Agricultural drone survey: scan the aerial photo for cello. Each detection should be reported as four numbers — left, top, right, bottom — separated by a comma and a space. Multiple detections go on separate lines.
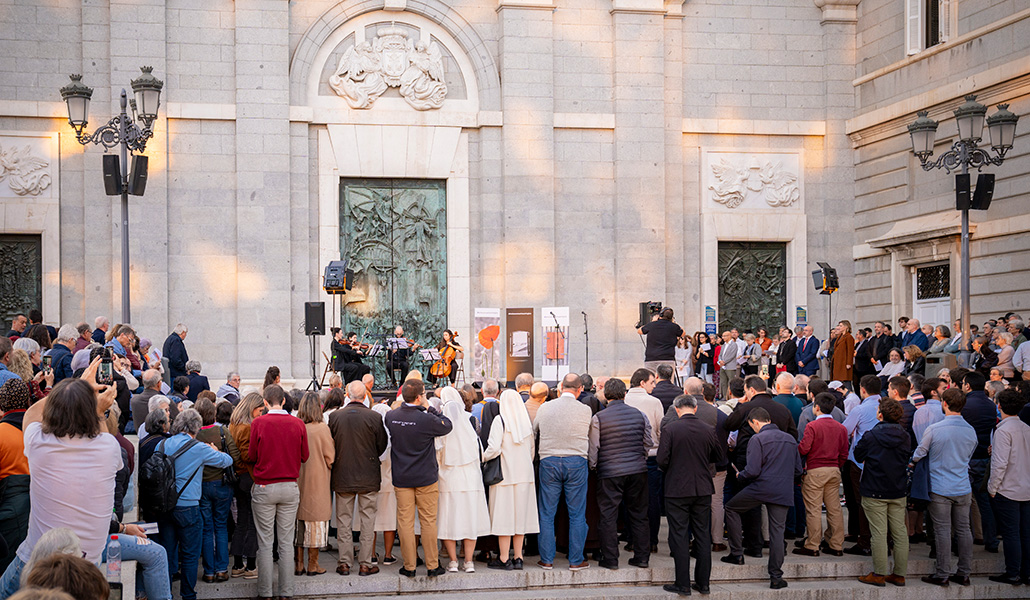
430, 331, 460, 379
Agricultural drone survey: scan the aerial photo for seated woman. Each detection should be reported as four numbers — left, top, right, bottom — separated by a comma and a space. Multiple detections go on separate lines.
900, 345, 926, 377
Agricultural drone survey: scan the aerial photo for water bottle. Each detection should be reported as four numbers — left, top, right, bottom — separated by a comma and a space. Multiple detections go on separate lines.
107, 534, 121, 582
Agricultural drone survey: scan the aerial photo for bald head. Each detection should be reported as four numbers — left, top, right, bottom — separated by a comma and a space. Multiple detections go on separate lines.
775, 372, 795, 394
560, 373, 583, 395
793, 374, 809, 395
683, 377, 703, 396
530, 382, 550, 400
362, 373, 374, 390
346, 380, 367, 403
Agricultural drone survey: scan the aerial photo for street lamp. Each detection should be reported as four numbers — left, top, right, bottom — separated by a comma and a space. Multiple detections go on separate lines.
907, 95, 1018, 353
60, 67, 163, 324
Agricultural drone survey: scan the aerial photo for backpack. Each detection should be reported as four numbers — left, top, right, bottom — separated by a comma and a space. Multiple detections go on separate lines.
138, 438, 200, 514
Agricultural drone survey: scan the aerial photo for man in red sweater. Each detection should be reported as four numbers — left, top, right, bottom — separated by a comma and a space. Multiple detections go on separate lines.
794, 392, 849, 557
249, 384, 308, 600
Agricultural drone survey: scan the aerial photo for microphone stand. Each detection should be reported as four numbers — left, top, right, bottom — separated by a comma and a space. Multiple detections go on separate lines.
582, 311, 589, 374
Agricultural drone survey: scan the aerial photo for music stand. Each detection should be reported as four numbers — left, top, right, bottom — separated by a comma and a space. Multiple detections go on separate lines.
366, 343, 384, 358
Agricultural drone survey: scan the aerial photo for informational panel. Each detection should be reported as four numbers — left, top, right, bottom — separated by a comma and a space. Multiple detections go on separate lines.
473, 308, 501, 382
795, 306, 808, 326
541, 307, 569, 382
505, 308, 534, 385
704, 305, 718, 336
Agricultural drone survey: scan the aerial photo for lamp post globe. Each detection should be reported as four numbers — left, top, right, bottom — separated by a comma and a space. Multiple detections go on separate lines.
986, 103, 1019, 154
906, 110, 938, 160
60, 74, 94, 136
130, 66, 164, 128
952, 94, 988, 144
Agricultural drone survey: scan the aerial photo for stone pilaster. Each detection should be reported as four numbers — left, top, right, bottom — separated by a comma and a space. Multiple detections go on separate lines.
234, 0, 292, 376
664, 3, 687, 332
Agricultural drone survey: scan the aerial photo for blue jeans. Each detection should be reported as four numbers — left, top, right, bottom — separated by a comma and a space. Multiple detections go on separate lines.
0, 556, 25, 600
994, 493, 1030, 579
104, 534, 172, 600
169, 506, 202, 600
200, 480, 234, 575
968, 458, 997, 550
537, 456, 588, 566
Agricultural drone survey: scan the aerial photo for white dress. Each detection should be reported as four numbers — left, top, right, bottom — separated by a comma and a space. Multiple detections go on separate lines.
483, 423, 540, 536
436, 446, 491, 540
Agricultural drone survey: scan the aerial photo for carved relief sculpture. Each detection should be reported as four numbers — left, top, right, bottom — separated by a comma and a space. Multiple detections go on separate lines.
0, 142, 51, 196
329, 25, 447, 111
709, 157, 799, 209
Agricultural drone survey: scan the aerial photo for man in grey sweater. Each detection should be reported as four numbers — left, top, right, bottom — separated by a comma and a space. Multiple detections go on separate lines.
717, 331, 740, 401
534, 373, 594, 571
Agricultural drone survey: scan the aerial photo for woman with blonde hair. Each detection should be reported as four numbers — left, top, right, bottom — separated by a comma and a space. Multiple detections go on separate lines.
900, 345, 926, 377
483, 389, 539, 570
228, 392, 266, 578
8, 349, 51, 401
995, 332, 1016, 378
436, 387, 491, 572
293, 392, 334, 576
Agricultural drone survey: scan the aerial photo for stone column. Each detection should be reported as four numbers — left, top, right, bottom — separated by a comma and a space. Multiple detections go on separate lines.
664, 2, 687, 330
234, 0, 292, 377
612, 0, 667, 371
498, 1, 556, 321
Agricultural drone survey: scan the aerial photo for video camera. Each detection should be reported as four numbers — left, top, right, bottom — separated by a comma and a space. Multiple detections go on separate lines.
637, 301, 663, 329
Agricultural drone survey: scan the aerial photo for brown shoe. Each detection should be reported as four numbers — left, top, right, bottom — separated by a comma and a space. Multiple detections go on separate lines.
307, 548, 326, 575
294, 547, 305, 576
712, 543, 727, 552
202, 575, 216, 583
885, 574, 906, 586
336, 564, 350, 576
359, 565, 379, 576
858, 572, 885, 587
215, 572, 229, 582
792, 548, 819, 557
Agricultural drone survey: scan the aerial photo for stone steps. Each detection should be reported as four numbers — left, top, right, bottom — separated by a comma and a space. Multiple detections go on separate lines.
192, 543, 1012, 599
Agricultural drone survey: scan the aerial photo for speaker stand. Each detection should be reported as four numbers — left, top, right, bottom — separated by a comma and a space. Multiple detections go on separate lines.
306, 334, 322, 391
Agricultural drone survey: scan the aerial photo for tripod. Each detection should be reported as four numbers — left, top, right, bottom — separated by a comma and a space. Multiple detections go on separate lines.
306, 333, 322, 391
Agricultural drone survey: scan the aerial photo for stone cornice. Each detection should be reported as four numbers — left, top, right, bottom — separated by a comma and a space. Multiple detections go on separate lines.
813, 0, 860, 24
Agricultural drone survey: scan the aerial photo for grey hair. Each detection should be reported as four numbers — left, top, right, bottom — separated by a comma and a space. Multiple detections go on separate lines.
173, 323, 188, 335
94, 316, 109, 329
171, 408, 202, 436
148, 394, 171, 413
20, 527, 82, 586
76, 322, 91, 335
13, 337, 39, 355
186, 360, 201, 373
683, 377, 704, 395
143, 369, 163, 390
144, 408, 169, 435
56, 324, 78, 343
986, 380, 1006, 398
1010, 319, 1025, 330
346, 380, 366, 402
514, 372, 534, 389
227, 371, 240, 382
482, 379, 500, 397
674, 394, 698, 409
794, 325, 804, 335
775, 372, 795, 392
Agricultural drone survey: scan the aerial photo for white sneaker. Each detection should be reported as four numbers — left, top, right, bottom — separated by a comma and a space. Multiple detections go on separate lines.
464, 561, 475, 573
447, 560, 459, 573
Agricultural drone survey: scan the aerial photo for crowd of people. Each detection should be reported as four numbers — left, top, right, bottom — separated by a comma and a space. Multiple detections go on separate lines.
1, 309, 1030, 600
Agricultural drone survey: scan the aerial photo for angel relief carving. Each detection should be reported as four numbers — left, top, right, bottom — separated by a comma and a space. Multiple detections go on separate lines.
708, 157, 800, 209
0, 141, 51, 197
329, 25, 448, 111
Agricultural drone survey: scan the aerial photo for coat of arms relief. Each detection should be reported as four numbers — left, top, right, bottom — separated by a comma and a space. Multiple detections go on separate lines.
708, 157, 800, 209
329, 25, 448, 111
0, 141, 51, 197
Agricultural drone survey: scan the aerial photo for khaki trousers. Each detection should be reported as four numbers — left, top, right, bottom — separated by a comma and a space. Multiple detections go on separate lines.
711, 471, 726, 545
719, 367, 738, 400
396, 482, 439, 570
335, 491, 378, 568
802, 466, 844, 552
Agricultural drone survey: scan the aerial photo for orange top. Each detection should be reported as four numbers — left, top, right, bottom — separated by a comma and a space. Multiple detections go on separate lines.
0, 421, 30, 479
759, 338, 773, 351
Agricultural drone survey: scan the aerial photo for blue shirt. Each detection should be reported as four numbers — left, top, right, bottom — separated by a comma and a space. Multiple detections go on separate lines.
104, 338, 127, 357
843, 395, 880, 468
912, 415, 977, 497
0, 363, 21, 387
161, 433, 233, 507
912, 399, 944, 444
471, 397, 498, 429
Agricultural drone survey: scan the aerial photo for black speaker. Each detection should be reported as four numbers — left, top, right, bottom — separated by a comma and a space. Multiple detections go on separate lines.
103, 154, 122, 195
971, 173, 995, 210
127, 155, 148, 196
955, 173, 971, 210
323, 260, 352, 294
304, 302, 325, 335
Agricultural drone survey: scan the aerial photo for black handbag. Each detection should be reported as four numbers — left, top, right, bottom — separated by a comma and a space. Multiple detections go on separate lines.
481, 416, 504, 487
219, 427, 240, 488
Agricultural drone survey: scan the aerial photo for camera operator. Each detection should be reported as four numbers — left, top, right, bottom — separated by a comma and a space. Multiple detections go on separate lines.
637, 308, 683, 377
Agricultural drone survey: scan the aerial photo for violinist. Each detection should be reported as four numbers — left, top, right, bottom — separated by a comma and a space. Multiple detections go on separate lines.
386, 325, 419, 388
432, 329, 464, 385
332, 328, 371, 383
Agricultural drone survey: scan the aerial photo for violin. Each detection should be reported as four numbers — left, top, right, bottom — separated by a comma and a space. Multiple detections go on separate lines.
430, 332, 459, 378
348, 340, 370, 352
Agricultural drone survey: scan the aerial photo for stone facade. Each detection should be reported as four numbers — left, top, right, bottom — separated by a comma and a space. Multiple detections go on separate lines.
0, 0, 1025, 381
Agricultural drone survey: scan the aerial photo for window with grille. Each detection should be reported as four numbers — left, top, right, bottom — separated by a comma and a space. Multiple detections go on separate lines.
916, 264, 950, 300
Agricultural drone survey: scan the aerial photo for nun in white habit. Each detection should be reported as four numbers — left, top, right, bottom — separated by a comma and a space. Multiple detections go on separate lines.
435, 387, 492, 572
483, 388, 540, 570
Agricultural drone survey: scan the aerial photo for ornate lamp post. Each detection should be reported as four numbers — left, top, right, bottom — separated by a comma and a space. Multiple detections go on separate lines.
60, 67, 163, 323
907, 95, 1018, 351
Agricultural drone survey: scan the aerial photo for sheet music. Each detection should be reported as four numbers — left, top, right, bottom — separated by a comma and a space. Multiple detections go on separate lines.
387, 337, 410, 350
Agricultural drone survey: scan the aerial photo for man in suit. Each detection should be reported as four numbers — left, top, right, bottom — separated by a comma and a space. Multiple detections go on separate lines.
796, 325, 820, 376
722, 406, 802, 590
163, 323, 190, 381
717, 332, 740, 401
651, 364, 682, 413
776, 326, 797, 375
901, 318, 930, 352
657, 394, 725, 596
871, 322, 894, 371
853, 328, 875, 390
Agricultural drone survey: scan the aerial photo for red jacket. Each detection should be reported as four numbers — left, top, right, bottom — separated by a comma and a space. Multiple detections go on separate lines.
249, 411, 309, 485
798, 415, 849, 470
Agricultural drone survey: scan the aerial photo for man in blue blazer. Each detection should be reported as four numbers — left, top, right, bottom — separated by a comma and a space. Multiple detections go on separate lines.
796, 325, 820, 376
900, 319, 930, 352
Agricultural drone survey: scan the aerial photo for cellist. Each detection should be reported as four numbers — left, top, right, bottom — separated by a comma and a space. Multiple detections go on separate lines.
432, 330, 464, 385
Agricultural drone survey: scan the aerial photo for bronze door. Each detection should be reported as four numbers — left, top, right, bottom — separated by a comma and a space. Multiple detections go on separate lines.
0, 234, 42, 332
717, 241, 786, 334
